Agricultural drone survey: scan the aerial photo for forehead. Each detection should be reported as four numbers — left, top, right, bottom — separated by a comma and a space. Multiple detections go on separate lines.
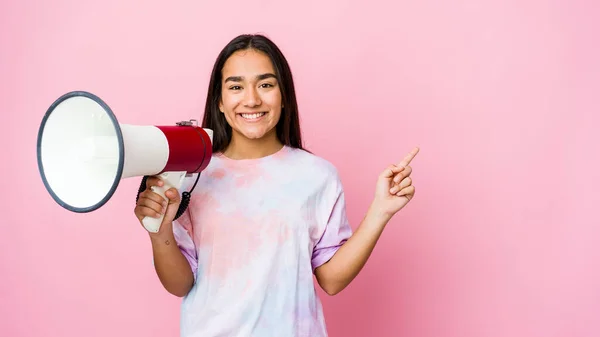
222, 49, 275, 77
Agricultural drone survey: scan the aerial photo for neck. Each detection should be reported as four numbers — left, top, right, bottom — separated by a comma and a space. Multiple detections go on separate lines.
223, 131, 284, 160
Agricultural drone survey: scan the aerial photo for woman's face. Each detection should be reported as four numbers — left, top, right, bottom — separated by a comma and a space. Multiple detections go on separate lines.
219, 48, 283, 144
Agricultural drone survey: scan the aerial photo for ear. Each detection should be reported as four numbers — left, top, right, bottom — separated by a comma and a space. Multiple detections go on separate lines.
219, 99, 224, 113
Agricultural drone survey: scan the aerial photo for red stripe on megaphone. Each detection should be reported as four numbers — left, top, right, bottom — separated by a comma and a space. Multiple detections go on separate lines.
156, 126, 213, 173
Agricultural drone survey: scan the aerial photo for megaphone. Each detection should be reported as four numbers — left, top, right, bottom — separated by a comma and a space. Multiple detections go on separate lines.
36, 91, 213, 233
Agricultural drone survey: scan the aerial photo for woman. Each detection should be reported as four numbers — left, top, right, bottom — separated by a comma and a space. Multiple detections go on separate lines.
134, 33, 419, 337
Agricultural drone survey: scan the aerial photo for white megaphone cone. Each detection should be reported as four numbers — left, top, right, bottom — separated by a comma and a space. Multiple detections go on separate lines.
36, 91, 213, 233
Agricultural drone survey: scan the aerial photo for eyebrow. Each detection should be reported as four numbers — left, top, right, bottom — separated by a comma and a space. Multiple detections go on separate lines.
224, 73, 277, 83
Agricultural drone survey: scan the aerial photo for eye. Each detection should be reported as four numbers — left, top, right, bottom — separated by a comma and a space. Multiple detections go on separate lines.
229, 85, 242, 91
260, 83, 274, 88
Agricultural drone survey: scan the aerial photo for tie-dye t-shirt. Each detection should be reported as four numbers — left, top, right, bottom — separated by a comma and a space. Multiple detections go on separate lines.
171, 145, 353, 337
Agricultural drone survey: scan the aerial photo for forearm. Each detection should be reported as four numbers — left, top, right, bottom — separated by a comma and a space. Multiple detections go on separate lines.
149, 228, 194, 297
315, 203, 391, 295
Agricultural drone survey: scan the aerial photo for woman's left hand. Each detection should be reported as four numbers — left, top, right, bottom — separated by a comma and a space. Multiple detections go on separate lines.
372, 147, 420, 219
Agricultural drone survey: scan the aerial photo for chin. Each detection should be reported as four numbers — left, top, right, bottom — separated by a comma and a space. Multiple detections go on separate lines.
241, 131, 270, 140
235, 126, 277, 141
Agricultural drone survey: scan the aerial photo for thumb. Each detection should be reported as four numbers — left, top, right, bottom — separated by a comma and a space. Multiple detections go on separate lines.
162, 188, 181, 224
380, 164, 404, 179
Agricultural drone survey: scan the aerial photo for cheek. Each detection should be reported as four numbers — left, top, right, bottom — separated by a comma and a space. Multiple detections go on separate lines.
221, 92, 241, 110
263, 91, 282, 111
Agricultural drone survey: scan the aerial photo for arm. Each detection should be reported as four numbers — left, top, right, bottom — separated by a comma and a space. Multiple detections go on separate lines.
315, 147, 419, 295
135, 176, 196, 297
149, 226, 195, 297
314, 204, 390, 296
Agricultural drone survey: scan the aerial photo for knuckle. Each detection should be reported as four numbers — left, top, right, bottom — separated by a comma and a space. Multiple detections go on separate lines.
146, 176, 159, 187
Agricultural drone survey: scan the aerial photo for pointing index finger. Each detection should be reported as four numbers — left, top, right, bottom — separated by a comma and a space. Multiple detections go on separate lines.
398, 147, 420, 167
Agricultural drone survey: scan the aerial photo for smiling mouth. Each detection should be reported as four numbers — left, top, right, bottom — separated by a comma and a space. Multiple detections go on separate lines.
239, 112, 267, 120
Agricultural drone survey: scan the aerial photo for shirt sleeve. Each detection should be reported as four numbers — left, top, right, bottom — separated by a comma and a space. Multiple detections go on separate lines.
172, 207, 199, 281
311, 170, 353, 271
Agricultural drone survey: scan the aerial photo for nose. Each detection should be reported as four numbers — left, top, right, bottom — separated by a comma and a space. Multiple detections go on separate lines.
243, 87, 261, 107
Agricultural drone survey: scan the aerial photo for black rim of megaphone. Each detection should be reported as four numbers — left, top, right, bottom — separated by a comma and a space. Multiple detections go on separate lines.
37, 90, 125, 213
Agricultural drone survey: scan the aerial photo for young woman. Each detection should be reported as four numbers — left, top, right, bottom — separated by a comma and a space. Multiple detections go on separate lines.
134, 34, 419, 337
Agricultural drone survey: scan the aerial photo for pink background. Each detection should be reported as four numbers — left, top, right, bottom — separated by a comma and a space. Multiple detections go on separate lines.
2, 1, 599, 336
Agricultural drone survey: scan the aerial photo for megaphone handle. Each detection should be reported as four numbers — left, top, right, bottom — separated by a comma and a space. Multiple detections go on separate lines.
142, 171, 187, 233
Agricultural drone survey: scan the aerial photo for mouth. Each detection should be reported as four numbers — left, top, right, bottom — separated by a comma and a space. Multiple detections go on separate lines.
238, 112, 267, 121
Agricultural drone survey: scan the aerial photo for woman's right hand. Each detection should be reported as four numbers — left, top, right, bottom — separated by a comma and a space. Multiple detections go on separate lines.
134, 175, 181, 234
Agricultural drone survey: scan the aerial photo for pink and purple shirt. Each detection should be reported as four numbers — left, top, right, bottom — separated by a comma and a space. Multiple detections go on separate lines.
172, 145, 353, 337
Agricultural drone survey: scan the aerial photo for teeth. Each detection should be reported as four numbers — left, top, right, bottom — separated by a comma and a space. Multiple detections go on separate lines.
240, 112, 266, 119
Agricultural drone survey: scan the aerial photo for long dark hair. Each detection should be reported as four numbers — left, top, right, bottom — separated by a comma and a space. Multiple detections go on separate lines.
201, 34, 306, 153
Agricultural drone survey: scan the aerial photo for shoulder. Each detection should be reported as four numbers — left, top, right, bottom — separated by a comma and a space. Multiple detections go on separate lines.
285, 147, 340, 177
283, 147, 343, 193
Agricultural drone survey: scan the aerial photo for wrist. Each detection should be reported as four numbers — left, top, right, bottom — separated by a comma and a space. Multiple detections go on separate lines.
148, 223, 175, 244
366, 201, 393, 226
